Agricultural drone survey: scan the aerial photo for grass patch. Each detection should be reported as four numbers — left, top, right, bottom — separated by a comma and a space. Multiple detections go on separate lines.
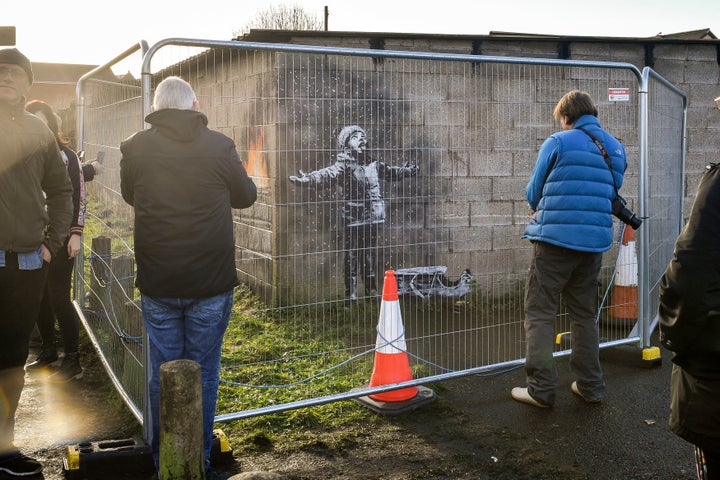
217, 284, 379, 452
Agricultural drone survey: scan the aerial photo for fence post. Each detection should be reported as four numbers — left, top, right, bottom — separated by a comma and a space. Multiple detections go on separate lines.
159, 359, 205, 480
89, 236, 111, 313
111, 254, 134, 308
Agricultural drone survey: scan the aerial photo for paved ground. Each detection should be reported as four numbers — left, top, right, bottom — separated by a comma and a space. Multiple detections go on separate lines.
444, 336, 696, 479
4, 330, 697, 480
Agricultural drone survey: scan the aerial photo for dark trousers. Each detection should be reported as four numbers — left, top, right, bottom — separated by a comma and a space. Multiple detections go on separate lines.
343, 224, 379, 297
523, 241, 605, 406
0, 253, 48, 452
36, 238, 80, 354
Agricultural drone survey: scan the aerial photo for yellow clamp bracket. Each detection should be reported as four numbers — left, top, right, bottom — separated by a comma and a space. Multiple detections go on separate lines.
214, 429, 231, 453
642, 346, 661, 361
555, 332, 571, 345
64, 445, 80, 471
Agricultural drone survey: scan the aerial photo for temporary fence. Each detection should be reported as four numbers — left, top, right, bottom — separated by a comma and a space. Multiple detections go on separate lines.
74, 39, 686, 432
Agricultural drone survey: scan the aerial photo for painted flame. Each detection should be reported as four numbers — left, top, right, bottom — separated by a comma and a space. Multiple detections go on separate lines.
244, 130, 269, 189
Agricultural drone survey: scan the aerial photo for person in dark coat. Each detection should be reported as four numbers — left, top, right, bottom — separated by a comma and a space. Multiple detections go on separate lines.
659, 157, 720, 479
120, 76, 257, 473
24, 99, 87, 382
0, 48, 73, 477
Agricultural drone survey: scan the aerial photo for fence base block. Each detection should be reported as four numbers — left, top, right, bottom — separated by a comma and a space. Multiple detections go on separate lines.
62, 431, 235, 478
63, 437, 154, 479
354, 385, 436, 415
642, 346, 662, 368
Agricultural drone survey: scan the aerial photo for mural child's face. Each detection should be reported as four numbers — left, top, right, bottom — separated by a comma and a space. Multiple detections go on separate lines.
347, 131, 367, 153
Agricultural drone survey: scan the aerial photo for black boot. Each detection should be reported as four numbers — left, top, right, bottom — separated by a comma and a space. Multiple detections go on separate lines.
25, 347, 58, 371
49, 352, 83, 383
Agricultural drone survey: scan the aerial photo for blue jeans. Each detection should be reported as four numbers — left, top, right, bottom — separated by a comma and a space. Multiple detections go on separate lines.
141, 290, 233, 470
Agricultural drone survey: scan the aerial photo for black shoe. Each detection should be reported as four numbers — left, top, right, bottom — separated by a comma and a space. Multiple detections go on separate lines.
0, 452, 43, 476
48, 352, 83, 383
25, 348, 58, 371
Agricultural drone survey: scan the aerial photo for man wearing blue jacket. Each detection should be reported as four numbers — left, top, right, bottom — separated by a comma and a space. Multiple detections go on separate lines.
512, 90, 627, 408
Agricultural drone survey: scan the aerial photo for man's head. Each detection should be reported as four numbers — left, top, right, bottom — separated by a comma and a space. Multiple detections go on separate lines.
0, 48, 33, 105
553, 90, 598, 128
337, 125, 367, 153
152, 76, 198, 112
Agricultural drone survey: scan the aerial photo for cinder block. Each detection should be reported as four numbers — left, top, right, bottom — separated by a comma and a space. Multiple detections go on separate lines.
63, 430, 234, 479
63, 437, 154, 479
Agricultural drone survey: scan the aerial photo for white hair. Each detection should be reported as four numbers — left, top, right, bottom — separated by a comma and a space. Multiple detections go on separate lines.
152, 76, 197, 111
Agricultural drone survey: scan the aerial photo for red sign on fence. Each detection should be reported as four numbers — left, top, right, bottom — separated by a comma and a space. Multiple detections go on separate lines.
608, 87, 630, 101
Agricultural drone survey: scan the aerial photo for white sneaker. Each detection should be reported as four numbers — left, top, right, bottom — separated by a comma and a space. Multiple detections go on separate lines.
571, 381, 601, 403
511, 387, 550, 408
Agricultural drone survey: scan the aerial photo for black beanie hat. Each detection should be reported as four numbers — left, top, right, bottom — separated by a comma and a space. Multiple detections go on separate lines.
0, 48, 33, 84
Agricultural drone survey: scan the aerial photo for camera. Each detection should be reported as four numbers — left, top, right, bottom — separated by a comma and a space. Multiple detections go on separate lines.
612, 195, 642, 230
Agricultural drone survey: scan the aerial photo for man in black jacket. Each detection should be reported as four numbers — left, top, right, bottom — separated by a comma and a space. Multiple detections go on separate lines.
659, 156, 720, 478
0, 48, 73, 477
120, 76, 257, 472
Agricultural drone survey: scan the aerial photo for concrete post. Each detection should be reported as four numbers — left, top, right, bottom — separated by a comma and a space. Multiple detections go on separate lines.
159, 359, 205, 480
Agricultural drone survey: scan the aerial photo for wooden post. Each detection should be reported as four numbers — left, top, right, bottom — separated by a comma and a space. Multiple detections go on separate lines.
111, 255, 134, 311
158, 359, 205, 480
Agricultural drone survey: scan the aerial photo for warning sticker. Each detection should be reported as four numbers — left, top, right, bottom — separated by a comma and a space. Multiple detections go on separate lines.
608, 88, 630, 102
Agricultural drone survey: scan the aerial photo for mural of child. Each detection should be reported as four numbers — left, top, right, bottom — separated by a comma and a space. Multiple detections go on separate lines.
289, 125, 419, 301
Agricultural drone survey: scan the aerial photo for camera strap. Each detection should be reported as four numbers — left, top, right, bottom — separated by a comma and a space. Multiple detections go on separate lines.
577, 127, 619, 197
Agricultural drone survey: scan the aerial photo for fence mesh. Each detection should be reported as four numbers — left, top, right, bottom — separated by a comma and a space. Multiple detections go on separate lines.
75, 41, 684, 424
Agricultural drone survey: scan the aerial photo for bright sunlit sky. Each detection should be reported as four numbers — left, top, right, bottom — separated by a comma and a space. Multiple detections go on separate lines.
5, 0, 720, 65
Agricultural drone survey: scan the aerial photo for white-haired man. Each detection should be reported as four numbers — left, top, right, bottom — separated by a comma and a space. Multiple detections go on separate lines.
120, 76, 257, 473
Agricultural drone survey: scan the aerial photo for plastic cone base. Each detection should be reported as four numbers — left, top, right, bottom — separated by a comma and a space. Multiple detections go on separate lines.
355, 385, 436, 415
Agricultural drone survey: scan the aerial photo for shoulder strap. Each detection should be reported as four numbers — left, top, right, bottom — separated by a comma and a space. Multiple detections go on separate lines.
577, 127, 619, 195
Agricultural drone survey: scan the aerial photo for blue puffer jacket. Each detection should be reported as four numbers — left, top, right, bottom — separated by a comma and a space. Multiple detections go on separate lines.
523, 115, 627, 252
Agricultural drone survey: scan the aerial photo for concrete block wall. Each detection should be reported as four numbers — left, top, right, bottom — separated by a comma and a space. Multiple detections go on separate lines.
261, 46, 646, 304
126, 34, 697, 306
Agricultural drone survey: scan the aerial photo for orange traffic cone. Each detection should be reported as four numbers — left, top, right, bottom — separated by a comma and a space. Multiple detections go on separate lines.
609, 226, 638, 320
368, 270, 418, 402
355, 270, 435, 414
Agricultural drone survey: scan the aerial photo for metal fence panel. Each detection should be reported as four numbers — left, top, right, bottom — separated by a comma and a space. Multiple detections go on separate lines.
75, 40, 685, 425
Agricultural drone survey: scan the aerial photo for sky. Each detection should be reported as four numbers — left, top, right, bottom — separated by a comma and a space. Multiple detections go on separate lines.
4, 0, 720, 65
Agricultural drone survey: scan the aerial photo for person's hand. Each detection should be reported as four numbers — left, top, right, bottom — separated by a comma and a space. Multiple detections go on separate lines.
90, 161, 104, 176
67, 235, 82, 259
289, 170, 309, 183
41, 243, 52, 263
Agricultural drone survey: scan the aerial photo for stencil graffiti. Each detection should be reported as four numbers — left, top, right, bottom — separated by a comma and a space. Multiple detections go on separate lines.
289, 125, 419, 301
395, 266, 474, 299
